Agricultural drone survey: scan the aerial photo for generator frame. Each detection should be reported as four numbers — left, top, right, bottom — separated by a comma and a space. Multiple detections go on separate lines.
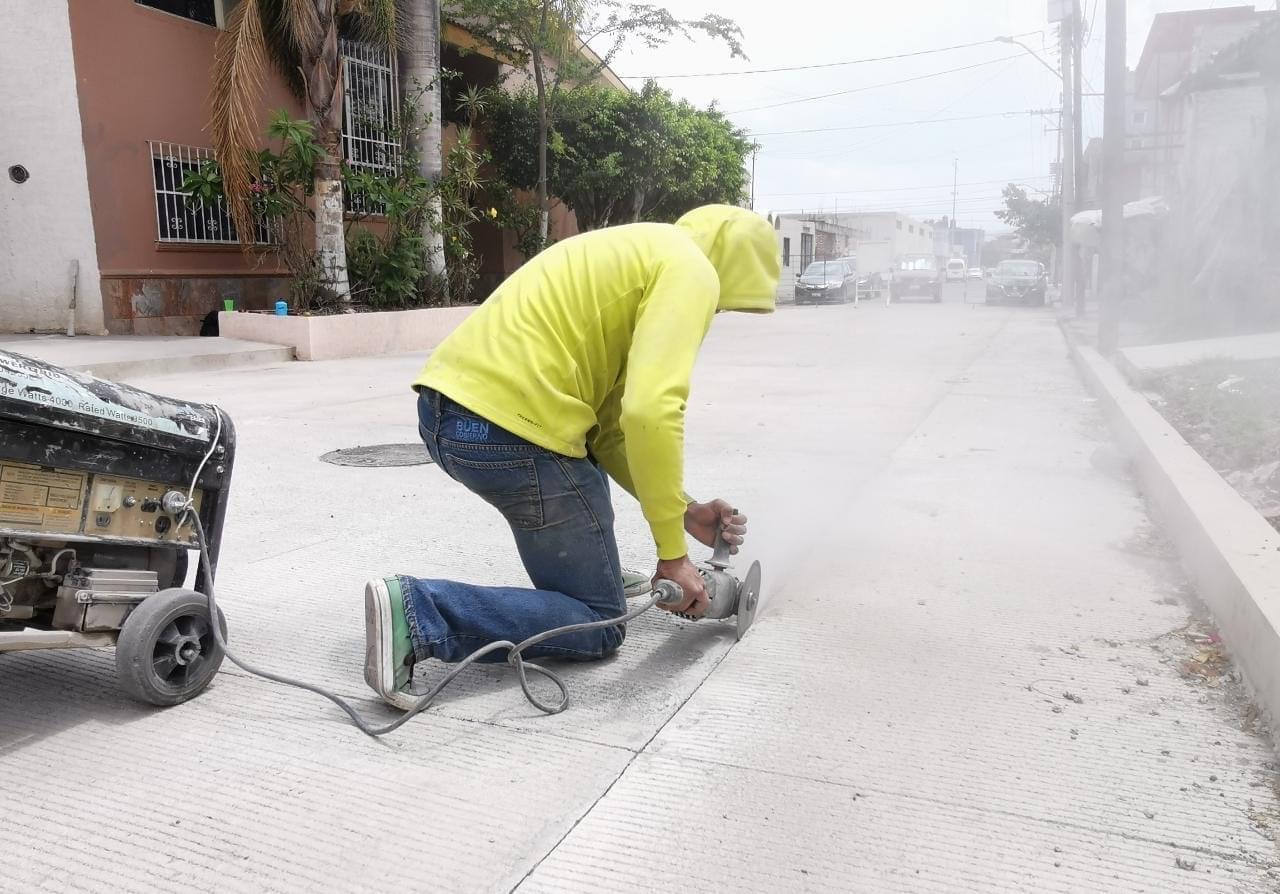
0, 351, 235, 704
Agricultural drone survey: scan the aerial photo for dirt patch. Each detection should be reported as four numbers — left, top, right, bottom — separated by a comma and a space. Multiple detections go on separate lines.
1146, 358, 1280, 531
1152, 619, 1280, 848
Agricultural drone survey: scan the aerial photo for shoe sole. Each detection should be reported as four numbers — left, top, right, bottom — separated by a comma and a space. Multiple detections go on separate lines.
363, 579, 418, 712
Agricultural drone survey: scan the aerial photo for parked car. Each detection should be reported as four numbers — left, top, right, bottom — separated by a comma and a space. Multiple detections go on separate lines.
968, 267, 983, 280
945, 258, 968, 282
795, 260, 856, 305
835, 256, 884, 299
986, 260, 1048, 306
890, 255, 943, 303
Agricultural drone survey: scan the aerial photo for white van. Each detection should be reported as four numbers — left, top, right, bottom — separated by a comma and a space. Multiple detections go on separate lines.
945, 258, 967, 282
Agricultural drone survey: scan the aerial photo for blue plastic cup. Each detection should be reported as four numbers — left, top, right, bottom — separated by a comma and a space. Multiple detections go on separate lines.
274, 300, 288, 316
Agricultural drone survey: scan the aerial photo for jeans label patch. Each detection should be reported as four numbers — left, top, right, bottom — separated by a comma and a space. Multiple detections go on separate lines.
454, 419, 490, 442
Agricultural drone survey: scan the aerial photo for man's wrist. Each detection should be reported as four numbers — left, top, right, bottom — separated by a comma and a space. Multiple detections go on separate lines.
653, 514, 689, 560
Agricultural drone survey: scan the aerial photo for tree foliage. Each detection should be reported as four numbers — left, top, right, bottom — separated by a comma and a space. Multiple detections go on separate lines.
995, 184, 1061, 247
488, 81, 753, 231
444, 0, 744, 234
445, 1, 744, 81
182, 107, 490, 310
210, 0, 401, 249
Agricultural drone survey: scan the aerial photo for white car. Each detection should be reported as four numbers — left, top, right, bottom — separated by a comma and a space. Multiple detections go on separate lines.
945, 259, 967, 282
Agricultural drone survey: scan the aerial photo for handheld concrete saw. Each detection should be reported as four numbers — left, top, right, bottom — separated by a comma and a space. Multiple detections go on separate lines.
654, 514, 761, 640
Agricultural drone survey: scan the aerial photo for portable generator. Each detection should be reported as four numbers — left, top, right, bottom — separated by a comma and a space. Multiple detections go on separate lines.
0, 350, 233, 706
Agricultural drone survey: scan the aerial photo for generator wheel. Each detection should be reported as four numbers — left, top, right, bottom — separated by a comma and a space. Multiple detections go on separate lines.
116, 588, 226, 706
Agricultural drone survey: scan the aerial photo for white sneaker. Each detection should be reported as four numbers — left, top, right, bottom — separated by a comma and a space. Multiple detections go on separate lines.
363, 578, 419, 711
622, 568, 651, 598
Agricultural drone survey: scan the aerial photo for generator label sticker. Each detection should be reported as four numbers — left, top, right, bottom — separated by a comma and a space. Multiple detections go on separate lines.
0, 463, 85, 533
0, 504, 44, 526
0, 352, 208, 441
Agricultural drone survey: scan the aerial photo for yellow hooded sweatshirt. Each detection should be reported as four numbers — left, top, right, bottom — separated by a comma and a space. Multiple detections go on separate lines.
413, 204, 780, 559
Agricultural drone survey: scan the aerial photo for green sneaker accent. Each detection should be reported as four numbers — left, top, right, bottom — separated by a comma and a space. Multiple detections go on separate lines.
364, 577, 416, 710
622, 568, 651, 598
385, 576, 414, 692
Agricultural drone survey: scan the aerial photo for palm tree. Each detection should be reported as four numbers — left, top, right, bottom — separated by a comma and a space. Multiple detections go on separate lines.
398, 0, 447, 299
211, 0, 402, 301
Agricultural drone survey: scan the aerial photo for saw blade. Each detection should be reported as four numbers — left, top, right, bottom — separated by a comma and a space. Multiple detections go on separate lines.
735, 560, 762, 641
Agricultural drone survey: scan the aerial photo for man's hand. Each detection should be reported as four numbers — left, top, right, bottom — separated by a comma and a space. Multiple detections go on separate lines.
684, 500, 747, 553
653, 556, 708, 617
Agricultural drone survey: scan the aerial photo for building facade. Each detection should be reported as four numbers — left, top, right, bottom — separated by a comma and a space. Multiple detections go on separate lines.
1125, 6, 1273, 202
2, 0, 305, 335
2, 0, 109, 336
834, 212, 936, 258
1160, 17, 1278, 327
771, 213, 855, 300
833, 212, 936, 280
0, 0, 613, 336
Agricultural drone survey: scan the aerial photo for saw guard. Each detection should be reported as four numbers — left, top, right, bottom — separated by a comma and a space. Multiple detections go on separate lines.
735, 561, 761, 641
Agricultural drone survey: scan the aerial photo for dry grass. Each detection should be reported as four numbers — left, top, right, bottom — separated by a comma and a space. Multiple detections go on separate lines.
1148, 358, 1280, 526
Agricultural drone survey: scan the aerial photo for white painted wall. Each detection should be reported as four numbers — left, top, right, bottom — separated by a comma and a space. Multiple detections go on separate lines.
773, 217, 812, 300
0, 0, 104, 334
835, 212, 936, 260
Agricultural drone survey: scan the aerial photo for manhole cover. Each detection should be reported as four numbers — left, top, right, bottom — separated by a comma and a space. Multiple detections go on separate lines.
319, 444, 433, 467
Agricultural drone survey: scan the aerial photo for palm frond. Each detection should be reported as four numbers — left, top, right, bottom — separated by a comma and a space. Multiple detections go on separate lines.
280, 0, 323, 53
211, 0, 269, 244
341, 0, 404, 55
260, 0, 310, 97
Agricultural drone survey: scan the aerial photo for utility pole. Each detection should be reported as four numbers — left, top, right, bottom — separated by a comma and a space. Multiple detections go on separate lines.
950, 157, 958, 256
1060, 5, 1077, 316
1099, 0, 1126, 354
1073, 0, 1086, 315
749, 147, 758, 211
1073, 4, 1085, 208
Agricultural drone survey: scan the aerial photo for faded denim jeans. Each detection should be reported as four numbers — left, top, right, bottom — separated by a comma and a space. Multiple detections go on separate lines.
403, 388, 627, 663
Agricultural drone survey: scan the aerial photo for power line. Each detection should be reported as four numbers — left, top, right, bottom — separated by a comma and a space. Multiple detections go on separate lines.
758, 175, 1054, 198
748, 108, 1059, 137
766, 56, 1030, 162
726, 55, 1026, 115
618, 32, 1043, 79
1084, 0, 1101, 47
822, 200, 1009, 214
772, 204, 1011, 219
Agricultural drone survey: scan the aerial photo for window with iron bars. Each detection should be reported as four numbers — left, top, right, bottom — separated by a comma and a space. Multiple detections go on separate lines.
341, 39, 399, 215
148, 141, 275, 245
148, 43, 395, 242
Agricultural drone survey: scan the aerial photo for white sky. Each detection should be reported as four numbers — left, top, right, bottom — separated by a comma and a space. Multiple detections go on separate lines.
606, 1, 1278, 230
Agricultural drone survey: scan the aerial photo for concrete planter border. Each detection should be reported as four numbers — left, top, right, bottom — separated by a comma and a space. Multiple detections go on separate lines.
218, 305, 477, 361
1068, 338, 1280, 737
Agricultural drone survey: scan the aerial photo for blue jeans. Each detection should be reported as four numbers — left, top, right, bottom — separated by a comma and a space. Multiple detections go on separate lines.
405, 388, 627, 663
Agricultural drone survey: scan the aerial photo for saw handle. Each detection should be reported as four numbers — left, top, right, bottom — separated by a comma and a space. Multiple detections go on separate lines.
708, 506, 739, 569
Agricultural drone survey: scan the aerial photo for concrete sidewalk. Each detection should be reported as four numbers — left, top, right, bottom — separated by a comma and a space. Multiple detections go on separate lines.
1, 291, 1276, 891
0, 333, 293, 380
1122, 331, 1280, 374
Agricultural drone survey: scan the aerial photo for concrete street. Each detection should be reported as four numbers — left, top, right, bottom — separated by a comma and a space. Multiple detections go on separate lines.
2, 281, 1278, 892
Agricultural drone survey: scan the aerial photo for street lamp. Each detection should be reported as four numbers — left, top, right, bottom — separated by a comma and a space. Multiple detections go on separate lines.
995, 32, 1078, 314
994, 35, 1063, 81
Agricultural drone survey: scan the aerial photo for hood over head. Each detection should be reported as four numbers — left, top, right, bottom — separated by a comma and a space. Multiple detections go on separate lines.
675, 205, 780, 313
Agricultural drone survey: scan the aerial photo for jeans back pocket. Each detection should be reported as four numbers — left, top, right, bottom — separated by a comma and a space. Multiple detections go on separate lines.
443, 455, 543, 530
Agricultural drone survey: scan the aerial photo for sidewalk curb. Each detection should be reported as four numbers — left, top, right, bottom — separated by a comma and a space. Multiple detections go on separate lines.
67, 345, 295, 382
1063, 329, 1280, 736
